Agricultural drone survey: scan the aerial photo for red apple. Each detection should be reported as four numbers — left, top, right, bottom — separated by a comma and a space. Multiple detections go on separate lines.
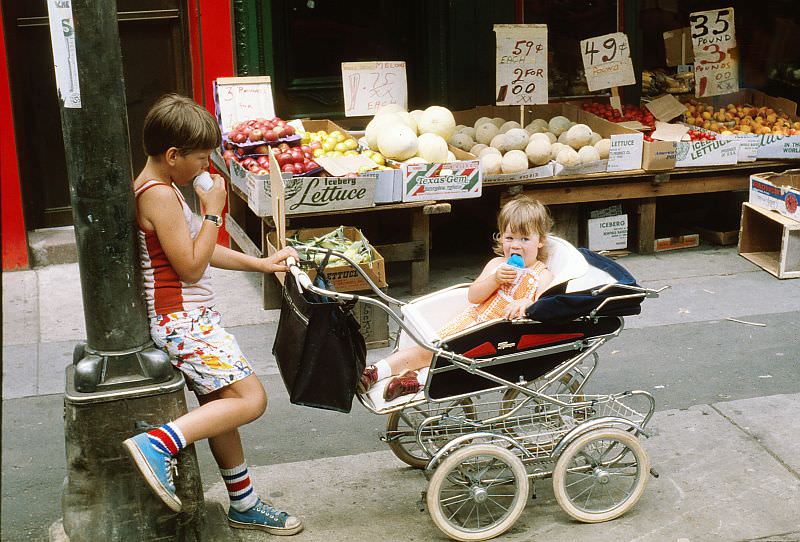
264, 129, 278, 142
253, 145, 269, 155
292, 163, 305, 174
277, 143, 290, 152
273, 126, 286, 139
250, 129, 264, 142
304, 161, 319, 172
283, 125, 295, 136
281, 163, 295, 173
277, 152, 292, 167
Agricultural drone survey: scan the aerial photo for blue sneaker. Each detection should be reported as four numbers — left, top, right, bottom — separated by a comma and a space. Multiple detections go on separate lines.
122, 433, 182, 512
228, 499, 303, 536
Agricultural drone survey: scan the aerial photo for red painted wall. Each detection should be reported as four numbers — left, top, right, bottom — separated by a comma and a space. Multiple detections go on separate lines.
0, 5, 30, 270
188, 0, 234, 246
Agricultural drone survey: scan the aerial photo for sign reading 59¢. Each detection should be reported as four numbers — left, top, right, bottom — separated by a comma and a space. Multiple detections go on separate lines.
494, 24, 548, 105
580, 32, 636, 92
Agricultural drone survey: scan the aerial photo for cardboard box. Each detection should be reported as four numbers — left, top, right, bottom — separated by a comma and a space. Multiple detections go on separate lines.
654, 233, 699, 252
739, 202, 800, 279
641, 140, 678, 171
691, 89, 800, 160
352, 297, 390, 349
749, 171, 800, 223
365, 168, 403, 203
694, 225, 739, 246
587, 214, 628, 251
248, 172, 376, 218
267, 226, 387, 292
401, 146, 481, 202
674, 138, 739, 168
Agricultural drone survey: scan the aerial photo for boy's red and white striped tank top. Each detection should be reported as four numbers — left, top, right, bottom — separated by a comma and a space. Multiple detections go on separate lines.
134, 180, 216, 318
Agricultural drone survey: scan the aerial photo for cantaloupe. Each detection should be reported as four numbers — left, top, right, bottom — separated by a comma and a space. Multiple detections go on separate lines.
481, 153, 502, 175
589, 132, 603, 146
577, 145, 600, 164
501, 150, 529, 174
418, 106, 456, 140
564, 124, 593, 150
478, 146, 502, 158
475, 122, 500, 145
377, 124, 418, 161
525, 118, 550, 134
499, 120, 522, 133
548, 116, 572, 136
556, 147, 580, 166
525, 139, 552, 166
416, 133, 449, 162
470, 143, 488, 155
594, 138, 612, 159
504, 128, 529, 151
449, 132, 475, 152
549, 142, 568, 161
489, 133, 511, 153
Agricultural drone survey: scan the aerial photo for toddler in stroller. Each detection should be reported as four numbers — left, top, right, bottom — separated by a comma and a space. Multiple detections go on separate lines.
359, 195, 555, 401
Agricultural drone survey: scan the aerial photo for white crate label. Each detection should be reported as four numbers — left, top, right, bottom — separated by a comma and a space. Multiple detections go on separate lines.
494, 24, 548, 105
341, 61, 407, 117
675, 139, 739, 167
580, 32, 636, 92
755, 135, 800, 159
732, 134, 759, 162
403, 161, 481, 202
46, 0, 81, 108
588, 215, 628, 251
607, 134, 644, 172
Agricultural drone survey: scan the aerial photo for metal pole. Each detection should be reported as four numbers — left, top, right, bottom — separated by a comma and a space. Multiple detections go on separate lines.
46, 1, 215, 539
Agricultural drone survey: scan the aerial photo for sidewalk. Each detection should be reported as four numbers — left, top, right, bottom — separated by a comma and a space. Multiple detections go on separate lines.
3, 244, 800, 541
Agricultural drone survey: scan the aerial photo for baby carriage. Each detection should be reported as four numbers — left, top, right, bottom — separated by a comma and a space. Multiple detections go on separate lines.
278, 236, 666, 542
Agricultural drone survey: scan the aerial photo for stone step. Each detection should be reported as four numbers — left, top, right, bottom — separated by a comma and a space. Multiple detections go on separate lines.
28, 227, 78, 268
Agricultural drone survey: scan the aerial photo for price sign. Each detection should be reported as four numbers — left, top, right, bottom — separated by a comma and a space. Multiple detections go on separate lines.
46, 0, 81, 108
214, 76, 276, 132
341, 61, 407, 117
580, 32, 636, 92
494, 24, 548, 105
689, 7, 738, 97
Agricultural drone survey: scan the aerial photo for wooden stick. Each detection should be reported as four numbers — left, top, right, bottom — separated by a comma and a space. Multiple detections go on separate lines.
610, 86, 623, 115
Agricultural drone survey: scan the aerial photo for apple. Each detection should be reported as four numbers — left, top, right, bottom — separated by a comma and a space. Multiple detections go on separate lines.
292, 163, 305, 174
253, 145, 269, 155
305, 161, 319, 172
301, 145, 312, 154
231, 132, 246, 144
264, 129, 278, 142
281, 163, 295, 173
289, 148, 304, 162
273, 126, 286, 139
250, 129, 264, 142
277, 143, 290, 152
308, 141, 322, 150
256, 156, 270, 167
277, 152, 293, 167
283, 125, 295, 136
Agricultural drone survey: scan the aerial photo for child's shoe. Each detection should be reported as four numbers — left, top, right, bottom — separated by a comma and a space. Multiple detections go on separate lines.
228, 499, 304, 535
358, 365, 379, 393
122, 433, 182, 512
383, 371, 421, 401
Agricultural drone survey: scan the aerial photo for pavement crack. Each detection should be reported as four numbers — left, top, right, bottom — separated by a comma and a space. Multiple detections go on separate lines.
709, 403, 800, 482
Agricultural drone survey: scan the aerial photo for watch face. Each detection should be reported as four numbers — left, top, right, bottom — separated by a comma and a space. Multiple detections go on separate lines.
205, 215, 222, 226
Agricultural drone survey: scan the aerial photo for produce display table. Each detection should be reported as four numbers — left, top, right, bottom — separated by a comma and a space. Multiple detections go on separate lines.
212, 152, 451, 302
494, 160, 796, 253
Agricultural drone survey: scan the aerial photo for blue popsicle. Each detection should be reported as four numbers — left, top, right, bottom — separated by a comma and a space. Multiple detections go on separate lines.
507, 254, 525, 268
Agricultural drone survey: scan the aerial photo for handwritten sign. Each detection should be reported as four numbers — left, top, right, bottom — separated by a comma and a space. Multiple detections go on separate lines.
689, 7, 738, 97
580, 32, 636, 92
46, 0, 81, 108
214, 77, 276, 132
494, 24, 548, 105
341, 61, 407, 117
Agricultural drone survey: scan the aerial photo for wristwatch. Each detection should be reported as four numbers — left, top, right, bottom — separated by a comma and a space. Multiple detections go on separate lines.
204, 214, 223, 227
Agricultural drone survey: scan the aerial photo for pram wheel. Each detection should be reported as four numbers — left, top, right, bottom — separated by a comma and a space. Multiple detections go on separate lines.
386, 399, 476, 469
427, 443, 528, 541
552, 427, 649, 523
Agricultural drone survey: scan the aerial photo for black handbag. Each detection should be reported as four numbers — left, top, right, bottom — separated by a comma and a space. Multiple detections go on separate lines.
272, 260, 367, 413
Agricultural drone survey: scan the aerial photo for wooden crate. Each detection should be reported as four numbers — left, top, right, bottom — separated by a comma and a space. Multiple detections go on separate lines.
352, 293, 390, 350
738, 202, 800, 279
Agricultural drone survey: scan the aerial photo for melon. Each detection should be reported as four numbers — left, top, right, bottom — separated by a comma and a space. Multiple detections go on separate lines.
501, 150, 529, 174
474, 116, 493, 129
403, 156, 427, 166
365, 113, 402, 150
376, 104, 405, 115
499, 120, 522, 133
418, 106, 456, 140
377, 124, 418, 161
491, 117, 506, 128
478, 146, 502, 158
393, 111, 418, 134
525, 118, 550, 134
504, 128, 530, 151
416, 133, 449, 162
548, 115, 572, 136
489, 133, 511, 153
589, 132, 603, 145
449, 132, 475, 152
556, 147, 580, 167
594, 138, 612, 159
529, 132, 552, 144
481, 153, 503, 175
456, 126, 477, 140
470, 143, 488, 155
446, 151, 456, 162
564, 124, 593, 150
549, 142, 568, 161
577, 145, 600, 164
525, 139, 552, 166
475, 122, 500, 145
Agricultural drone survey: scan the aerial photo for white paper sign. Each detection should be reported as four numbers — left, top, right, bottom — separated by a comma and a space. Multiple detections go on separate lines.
341, 61, 408, 117
46, 0, 81, 108
588, 214, 628, 251
755, 135, 800, 159
215, 77, 276, 132
690, 7, 738, 97
494, 24, 548, 105
675, 139, 739, 167
580, 32, 636, 92
607, 134, 644, 172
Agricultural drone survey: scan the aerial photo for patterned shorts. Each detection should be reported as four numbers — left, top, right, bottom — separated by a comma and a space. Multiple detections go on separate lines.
150, 307, 254, 395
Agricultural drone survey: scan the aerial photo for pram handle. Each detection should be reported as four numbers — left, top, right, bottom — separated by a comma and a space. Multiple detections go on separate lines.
588, 284, 670, 318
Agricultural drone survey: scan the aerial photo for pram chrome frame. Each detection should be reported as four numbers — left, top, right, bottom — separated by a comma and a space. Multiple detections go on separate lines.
286, 244, 665, 540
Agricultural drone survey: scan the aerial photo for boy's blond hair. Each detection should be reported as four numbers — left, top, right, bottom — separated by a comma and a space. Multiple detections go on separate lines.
493, 195, 554, 262
143, 94, 221, 156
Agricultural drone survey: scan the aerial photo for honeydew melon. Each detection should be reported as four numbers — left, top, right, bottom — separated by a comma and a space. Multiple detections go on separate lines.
470, 143, 488, 155
481, 153, 502, 175
504, 128, 529, 151
556, 147, 580, 167
525, 139, 552, 166
549, 142, 568, 160
474, 116, 493, 129
594, 138, 612, 159
577, 145, 600, 164
418, 106, 456, 140
489, 133, 511, 153
501, 150, 529, 174
377, 124, 418, 161
365, 113, 402, 150
475, 122, 500, 145
564, 124, 593, 150
499, 120, 522, 133
478, 146, 502, 158
416, 133, 449, 162
449, 132, 475, 152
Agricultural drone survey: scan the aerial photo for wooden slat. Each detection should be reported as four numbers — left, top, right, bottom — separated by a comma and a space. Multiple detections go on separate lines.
410, 208, 429, 295
374, 241, 426, 262
225, 213, 261, 258
636, 198, 657, 255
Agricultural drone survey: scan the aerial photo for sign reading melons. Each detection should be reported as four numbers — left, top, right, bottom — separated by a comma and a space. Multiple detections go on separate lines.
341, 61, 408, 117
689, 7, 739, 97
580, 32, 636, 92
494, 24, 548, 105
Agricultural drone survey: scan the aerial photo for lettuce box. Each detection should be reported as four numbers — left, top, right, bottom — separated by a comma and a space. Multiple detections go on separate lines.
266, 226, 387, 292
749, 171, 800, 223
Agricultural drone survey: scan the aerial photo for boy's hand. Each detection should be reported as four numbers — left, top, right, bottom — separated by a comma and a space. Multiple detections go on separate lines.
260, 246, 300, 273
502, 299, 533, 320
494, 264, 517, 285
195, 173, 227, 216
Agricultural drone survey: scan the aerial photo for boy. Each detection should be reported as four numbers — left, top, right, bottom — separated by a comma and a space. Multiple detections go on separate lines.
122, 94, 302, 535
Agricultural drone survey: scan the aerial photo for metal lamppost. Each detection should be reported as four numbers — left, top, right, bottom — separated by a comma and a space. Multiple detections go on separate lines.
46, 1, 211, 539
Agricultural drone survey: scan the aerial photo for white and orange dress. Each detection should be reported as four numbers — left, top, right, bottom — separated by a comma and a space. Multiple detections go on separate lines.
437, 260, 548, 339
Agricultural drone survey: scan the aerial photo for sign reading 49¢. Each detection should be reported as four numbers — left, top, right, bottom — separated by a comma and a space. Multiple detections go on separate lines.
494, 24, 548, 105
580, 32, 636, 92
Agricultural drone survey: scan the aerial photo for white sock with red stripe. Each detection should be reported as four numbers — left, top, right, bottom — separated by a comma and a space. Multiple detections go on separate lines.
221, 462, 259, 512
146, 422, 186, 456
